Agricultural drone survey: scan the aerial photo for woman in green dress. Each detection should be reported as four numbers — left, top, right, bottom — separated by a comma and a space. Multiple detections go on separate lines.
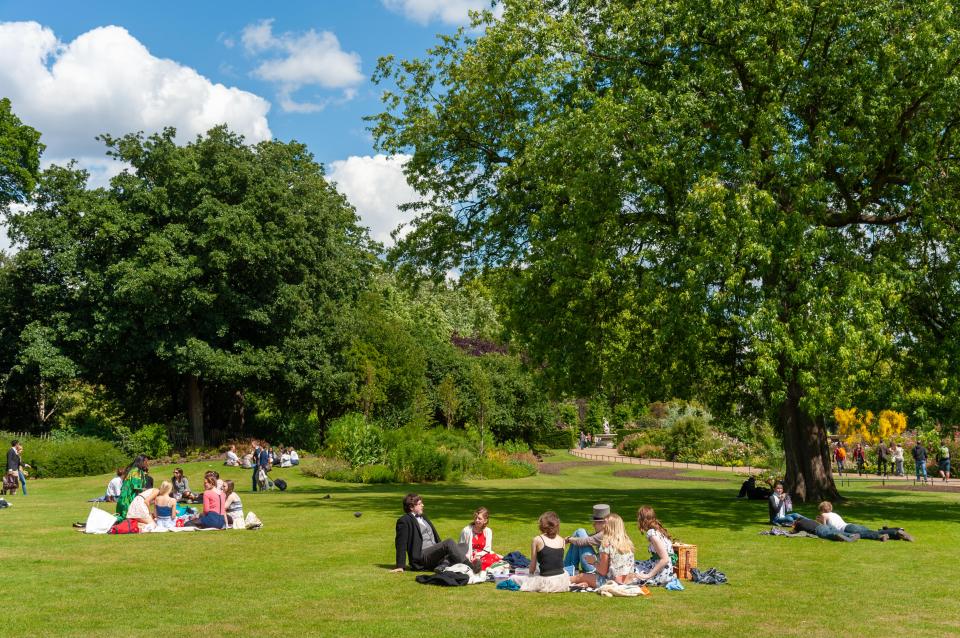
115, 455, 149, 520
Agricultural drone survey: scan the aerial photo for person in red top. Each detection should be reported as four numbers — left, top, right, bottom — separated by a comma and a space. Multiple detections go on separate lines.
459, 507, 493, 563
834, 443, 847, 476
853, 443, 866, 476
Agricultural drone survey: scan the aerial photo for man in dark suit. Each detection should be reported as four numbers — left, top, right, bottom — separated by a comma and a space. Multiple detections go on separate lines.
391, 493, 472, 572
5, 440, 20, 494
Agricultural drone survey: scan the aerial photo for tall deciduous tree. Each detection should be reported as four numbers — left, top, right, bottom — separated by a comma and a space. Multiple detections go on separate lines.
8, 127, 373, 444
372, 0, 960, 500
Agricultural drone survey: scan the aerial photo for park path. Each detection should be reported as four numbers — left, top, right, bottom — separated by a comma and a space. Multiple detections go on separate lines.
569, 447, 927, 487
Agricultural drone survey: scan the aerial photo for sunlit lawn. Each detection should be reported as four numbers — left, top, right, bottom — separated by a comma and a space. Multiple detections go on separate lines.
2, 454, 958, 637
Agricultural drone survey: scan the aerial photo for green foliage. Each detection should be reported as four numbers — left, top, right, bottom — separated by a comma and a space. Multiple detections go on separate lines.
113, 423, 172, 458
358, 464, 396, 484
326, 413, 384, 467
300, 456, 351, 479
371, 0, 960, 500
12, 433, 127, 478
664, 416, 710, 462
611, 403, 634, 429
532, 426, 576, 451
0, 97, 43, 209
387, 439, 451, 482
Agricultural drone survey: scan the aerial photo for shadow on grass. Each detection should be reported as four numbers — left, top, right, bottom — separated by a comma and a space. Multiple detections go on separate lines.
280, 474, 960, 535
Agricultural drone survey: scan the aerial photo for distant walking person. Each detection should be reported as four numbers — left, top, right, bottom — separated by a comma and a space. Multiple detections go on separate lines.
15, 442, 28, 495
853, 443, 866, 476
4, 440, 20, 495
876, 441, 890, 477
912, 441, 928, 482
834, 443, 846, 476
891, 442, 904, 476
251, 440, 262, 491
937, 442, 951, 482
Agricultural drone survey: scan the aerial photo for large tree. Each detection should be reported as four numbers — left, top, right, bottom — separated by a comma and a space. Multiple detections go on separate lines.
7, 127, 374, 444
373, 0, 960, 500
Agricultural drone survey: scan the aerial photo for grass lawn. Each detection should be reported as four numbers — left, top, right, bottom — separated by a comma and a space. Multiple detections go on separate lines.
2, 454, 958, 638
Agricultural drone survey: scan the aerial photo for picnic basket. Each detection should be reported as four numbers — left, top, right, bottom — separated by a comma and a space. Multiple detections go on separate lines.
672, 543, 698, 580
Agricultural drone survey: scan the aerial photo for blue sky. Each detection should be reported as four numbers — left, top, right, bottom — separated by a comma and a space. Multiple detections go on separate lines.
0, 0, 499, 248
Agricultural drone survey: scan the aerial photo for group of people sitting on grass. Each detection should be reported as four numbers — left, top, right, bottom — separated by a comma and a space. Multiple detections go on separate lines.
229, 442, 299, 470
99, 455, 245, 531
393, 494, 679, 590
768, 480, 914, 542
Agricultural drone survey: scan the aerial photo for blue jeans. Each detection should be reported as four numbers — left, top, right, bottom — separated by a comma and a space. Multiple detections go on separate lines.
563, 528, 597, 575
773, 513, 804, 526
916, 460, 927, 480
18, 470, 26, 495
844, 524, 884, 540
814, 524, 856, 541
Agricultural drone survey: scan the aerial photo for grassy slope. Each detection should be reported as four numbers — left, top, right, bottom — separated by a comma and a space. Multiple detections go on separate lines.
2, 458, 958, 638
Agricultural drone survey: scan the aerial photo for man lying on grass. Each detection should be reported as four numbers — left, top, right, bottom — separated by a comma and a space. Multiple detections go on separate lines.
817, 501, 914, 542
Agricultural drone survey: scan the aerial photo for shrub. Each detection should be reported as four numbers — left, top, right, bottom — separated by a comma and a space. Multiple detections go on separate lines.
664, 415, 709, 461
326, 413, 384, 467
358, 464, 395, 484
324, 467, 362, 483
388, 440, 451, 482
300, 456, 350, 479
532, 426, 576, 451
17, 434, 127, 478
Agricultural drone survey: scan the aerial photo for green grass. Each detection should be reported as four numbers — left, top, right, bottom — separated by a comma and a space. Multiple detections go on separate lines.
2, 459, 958, 637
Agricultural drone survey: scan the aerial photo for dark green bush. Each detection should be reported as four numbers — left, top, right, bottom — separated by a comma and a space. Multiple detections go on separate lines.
388, 440, 451, 482
664, 415, 709, 461
533, 426, 576, 451
115, 423, 172, 458
324, 468, 362, 483
19, 435, 127, 478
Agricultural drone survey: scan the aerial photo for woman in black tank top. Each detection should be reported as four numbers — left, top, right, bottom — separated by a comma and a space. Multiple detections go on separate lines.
532, 512, 567, 576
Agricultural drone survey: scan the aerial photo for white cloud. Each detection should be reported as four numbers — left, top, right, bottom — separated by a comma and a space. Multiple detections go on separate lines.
328, 154, 421, 246
241, 19, 363, 113
382, 0, 501, 25
0, 21, 272, 166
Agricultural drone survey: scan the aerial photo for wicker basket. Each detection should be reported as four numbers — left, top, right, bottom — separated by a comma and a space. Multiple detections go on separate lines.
672, 543, 698, 580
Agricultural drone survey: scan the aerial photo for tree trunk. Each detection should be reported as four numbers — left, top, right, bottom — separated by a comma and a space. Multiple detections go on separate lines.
232, 389, 246, 432
780, 377, 840, 503
187, 374, 204, 447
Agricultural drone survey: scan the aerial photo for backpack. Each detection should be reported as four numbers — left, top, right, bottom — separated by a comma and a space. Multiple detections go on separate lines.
274, 478, 287, 491
108, 519, 140, 534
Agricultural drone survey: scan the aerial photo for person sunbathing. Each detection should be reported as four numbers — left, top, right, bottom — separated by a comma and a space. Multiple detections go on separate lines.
817, 501, 914, 542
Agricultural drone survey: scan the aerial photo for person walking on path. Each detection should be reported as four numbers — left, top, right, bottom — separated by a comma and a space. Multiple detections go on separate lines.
877, 441, 890, 477
853, 443, 866, 476
834, 443, 846, 476
15, 442, 28, 495
912, 441, 928, 482
5, 440, 21, 495
250, 440, 262, 491
892, 442, 904, 477
937, 442, 951, 482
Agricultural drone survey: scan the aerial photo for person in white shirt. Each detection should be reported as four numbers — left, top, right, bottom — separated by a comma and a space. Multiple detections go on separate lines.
817, 501, 913, 541
892, 442, 905, 476
224, 445, 240, 466
280, 451, 292, 468
92, 468, 125, 502
288, 448, 299, 466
